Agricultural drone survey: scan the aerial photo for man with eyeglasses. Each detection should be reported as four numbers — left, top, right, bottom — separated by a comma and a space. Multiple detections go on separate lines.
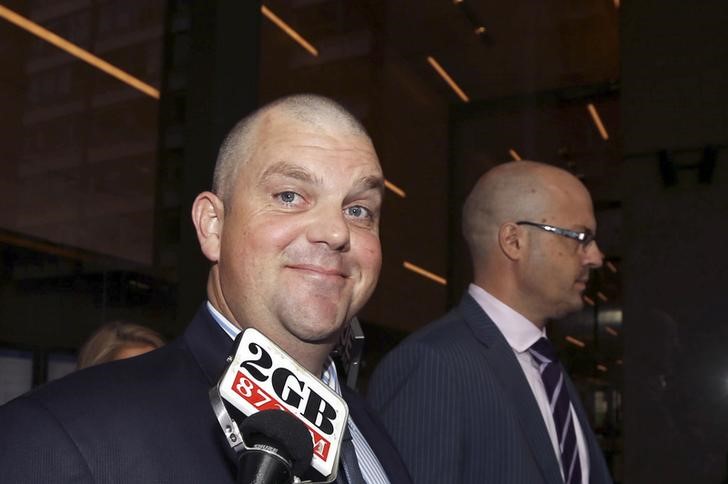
368, 161, 613, 484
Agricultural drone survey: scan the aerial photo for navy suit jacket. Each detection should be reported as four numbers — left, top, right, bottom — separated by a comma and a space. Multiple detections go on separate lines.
367, 294, 613, 484
0, 306, 412, 484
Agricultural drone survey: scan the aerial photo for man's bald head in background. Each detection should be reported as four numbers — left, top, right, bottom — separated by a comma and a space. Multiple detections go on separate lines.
462, 161, 603, 326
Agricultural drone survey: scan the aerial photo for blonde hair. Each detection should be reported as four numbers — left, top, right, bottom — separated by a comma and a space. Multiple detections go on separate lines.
77, 321, 165, 369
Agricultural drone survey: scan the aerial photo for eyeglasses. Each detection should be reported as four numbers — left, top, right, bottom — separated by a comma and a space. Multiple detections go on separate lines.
516, 221, 596, 247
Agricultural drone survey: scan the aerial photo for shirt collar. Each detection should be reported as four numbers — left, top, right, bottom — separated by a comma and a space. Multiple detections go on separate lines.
468, 284, 545, 353
206, 301, 241, 339
205, 301, 342, 396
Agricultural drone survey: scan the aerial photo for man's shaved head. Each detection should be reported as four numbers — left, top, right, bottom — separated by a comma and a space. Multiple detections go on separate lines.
462, 160, 602, 324
462, 161, 590, 266
213, 94, 371, 203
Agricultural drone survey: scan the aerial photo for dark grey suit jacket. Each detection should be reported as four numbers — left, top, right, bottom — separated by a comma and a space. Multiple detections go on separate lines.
0, 306, 412, 484
367, 293, 613, 484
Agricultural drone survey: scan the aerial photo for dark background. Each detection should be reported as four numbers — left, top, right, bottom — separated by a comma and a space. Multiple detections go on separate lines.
1, 1, 727, 482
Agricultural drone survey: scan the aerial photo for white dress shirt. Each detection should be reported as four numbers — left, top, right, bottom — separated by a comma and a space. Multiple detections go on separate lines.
206, 302, 389, 484
468, 285, 590, 484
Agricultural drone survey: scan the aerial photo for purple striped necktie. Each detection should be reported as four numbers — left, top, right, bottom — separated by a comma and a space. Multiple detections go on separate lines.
528, 337, 582, 484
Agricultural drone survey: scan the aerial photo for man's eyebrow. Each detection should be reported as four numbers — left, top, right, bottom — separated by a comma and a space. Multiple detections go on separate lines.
356, 175, 385, 195
260, 161, 321, 185
261, 161, 385, 195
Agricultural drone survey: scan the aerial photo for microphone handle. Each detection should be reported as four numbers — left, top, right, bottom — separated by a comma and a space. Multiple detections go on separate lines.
238, 447, 294, 484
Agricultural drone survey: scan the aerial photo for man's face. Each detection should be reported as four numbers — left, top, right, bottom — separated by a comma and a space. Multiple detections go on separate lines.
216, 114, 383, 349
519, 182, 604, 322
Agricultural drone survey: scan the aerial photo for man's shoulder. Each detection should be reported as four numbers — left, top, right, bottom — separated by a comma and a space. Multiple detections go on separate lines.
394, 300, 475, 352
0, 335, 225, 481
3, 338, 199, 422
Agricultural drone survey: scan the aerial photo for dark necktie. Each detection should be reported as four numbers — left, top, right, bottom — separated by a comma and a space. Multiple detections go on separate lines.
338, 426, 366, 484
528, 337, 582, 484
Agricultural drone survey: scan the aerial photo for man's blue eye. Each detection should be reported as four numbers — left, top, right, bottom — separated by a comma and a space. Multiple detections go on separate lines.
279, 191, 297, 203
347, 206, 370, 218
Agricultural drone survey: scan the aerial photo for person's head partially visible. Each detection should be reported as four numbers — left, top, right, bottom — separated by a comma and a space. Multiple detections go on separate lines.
462, 160, 604, 327
192, 94, 384, 375
77, 322, 165, 369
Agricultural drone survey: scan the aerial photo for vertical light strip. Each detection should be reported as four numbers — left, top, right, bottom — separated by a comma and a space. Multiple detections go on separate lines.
261, 5, 318, 57
508, 148, 522, 161
565, 336, 586, 348
426, 56, 469, 102
403, 261, 447, 286
384, 179, 406, 198
587, 103, 609, 140
0, 4, 159, 99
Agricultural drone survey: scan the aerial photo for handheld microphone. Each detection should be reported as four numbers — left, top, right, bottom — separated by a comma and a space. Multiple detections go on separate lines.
210, 328, 348, 483
237, 409, 313, 484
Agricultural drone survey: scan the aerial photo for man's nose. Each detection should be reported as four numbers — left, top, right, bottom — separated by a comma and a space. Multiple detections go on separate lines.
306, 206, 350, 251
584, 241, 604, 268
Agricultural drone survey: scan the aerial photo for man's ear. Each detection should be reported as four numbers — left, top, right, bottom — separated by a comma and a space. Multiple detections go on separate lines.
498, 222, 524, 261
192, 191, 224, 262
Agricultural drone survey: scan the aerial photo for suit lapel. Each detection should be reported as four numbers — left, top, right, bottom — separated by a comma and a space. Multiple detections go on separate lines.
183, 305, 236, 385
458, 294, 564, 484
181, 306, 240, 467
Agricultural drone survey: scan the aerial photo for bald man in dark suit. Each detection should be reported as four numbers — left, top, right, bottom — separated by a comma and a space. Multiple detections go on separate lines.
0, 95, 411, 484
369, 161, 613, 484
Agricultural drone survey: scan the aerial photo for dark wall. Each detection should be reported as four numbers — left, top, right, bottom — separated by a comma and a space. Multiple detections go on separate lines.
621, 1, 728, 482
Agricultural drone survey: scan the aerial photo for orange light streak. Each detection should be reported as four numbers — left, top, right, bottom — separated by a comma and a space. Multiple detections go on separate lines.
0, 4, 159, 99
565, 336, 586, 348
403, 261, 447, 286
384, 180, 406, 198
587, 103, 609, 140
427, 56, 469, 102
261, 5, 318, 57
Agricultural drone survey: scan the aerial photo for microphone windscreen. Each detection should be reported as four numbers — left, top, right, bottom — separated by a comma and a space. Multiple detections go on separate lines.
240, 409, 314, 475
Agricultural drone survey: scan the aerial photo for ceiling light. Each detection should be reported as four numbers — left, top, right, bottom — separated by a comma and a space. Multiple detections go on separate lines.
0, 4, 159, 99
474, 26, 487, 35
384, 179, 406, 198
261, 5, 318, 57
597, 291, 608, 302
587, 103, 609, 140
565, 336, 586, 348
508, 148, 522, 161
605, 326, 619, 336
596, 364, 608, 372
606, 261, 618, 273
426, 56, 470, 103
403, 261, 447, 286
583, 295, 595, 306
